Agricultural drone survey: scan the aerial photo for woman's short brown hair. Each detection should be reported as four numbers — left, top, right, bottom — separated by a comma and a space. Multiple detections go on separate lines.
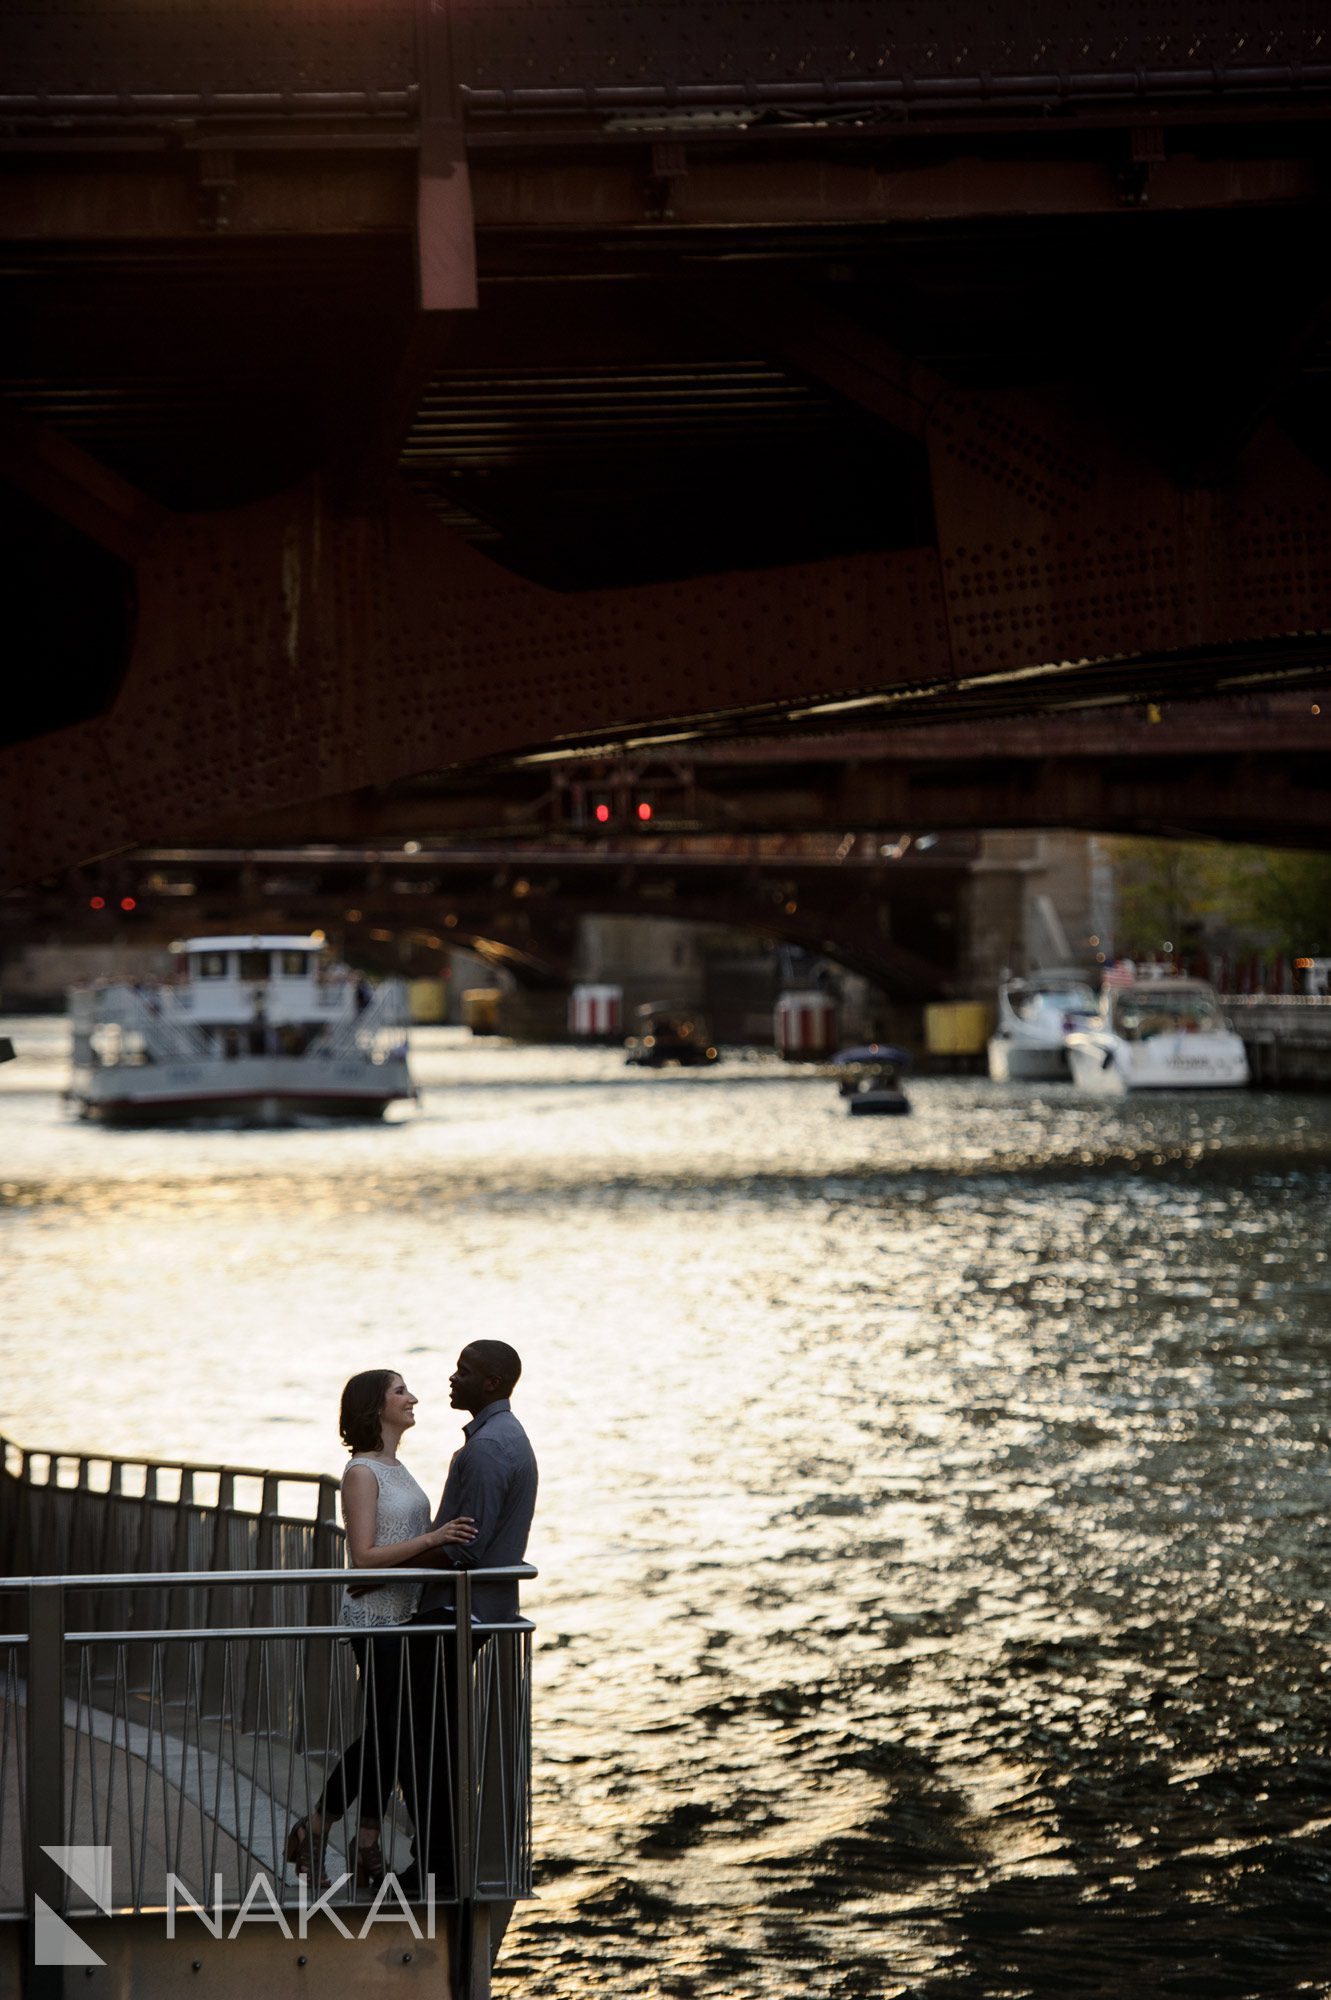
339, 1369, 398, 1454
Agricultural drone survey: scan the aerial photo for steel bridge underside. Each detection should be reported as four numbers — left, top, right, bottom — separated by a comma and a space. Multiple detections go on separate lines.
2, 0, 1331, 889
10, 840, 981, 994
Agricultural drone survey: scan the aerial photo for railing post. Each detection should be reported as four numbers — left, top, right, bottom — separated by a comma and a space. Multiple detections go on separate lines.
24, 1580, 66, 2000
0, 1440, 22, 1573
452, 1572, 488, 1997
243, 1476, 281, 1728
208, 1469, 235, 1607
167, 1470, 196, 1668
298, 1480, 343, 1750
203, 1472, 237, 1711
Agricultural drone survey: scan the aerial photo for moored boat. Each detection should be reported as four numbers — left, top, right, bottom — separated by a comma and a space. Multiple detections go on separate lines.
1065, 975, 1249, 1095
826, 1043, 912, 1115
987, 969, 1099, 1082
67, 935, 414, 1124
624, 1003, 718, 1067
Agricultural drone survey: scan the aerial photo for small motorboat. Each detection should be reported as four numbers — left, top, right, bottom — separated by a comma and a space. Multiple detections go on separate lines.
624, 1003, 719, 1067
987, 969, 1099, 1082
826, 1044, 912, 1115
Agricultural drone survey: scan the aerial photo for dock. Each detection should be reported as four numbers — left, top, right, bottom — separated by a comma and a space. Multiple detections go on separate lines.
0, 1437, 534, 1997
1223, 997, 1331, 1087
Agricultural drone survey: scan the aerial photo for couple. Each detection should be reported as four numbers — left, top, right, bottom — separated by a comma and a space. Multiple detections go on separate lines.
287, 1340, 537, 1902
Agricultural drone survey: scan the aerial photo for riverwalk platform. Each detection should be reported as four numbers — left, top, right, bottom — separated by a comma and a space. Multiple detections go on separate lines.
1224, 996, 1331, 1086
0, 1438, 534, 1997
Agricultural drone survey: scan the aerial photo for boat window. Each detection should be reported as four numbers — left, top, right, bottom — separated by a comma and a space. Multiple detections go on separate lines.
1012, 986, 1093, 1022
279, 951, 310, 977
195, 951, 228, 979
239, 950, 271, 980
1113, 991, 1222, 1038
1044, 988, 1096, 1013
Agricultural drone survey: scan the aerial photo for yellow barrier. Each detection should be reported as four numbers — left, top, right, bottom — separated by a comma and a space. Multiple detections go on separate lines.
924, 1001, 993, 1057
408, 977, 448, 1023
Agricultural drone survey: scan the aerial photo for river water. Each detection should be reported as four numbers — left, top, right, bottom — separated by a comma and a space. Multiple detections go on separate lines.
3, 1018, 1330, 1998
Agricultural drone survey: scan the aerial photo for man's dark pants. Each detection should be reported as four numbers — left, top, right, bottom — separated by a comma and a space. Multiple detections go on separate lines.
401, 1612, 463, 1897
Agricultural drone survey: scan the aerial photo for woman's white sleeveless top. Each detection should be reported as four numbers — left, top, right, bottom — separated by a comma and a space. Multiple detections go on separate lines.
339, 1457, 432, 1629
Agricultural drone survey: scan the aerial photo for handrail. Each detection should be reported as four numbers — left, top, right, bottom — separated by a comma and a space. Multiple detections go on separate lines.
1224, 994, 1331, 1008
6, 1440, 323, 1482
0, 1564, 536, 1588
79, 983, 213, 1065
0, 1625, 535, 1645
307, 976, 407, 1061
2, 1432, 338, 1504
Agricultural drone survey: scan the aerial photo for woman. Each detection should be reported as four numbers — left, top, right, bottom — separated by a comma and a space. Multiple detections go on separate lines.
286, 1368, 474, 1886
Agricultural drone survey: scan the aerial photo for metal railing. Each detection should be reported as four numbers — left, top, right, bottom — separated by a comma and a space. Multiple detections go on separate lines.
307, 977, 409, 1063
1, 1569, 533, 1994
0, 1435, 342, 1605
0, 1439, 535, 1994
68, 985, 214, 1068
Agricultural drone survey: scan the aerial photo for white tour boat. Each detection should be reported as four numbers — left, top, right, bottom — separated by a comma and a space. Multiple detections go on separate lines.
68, 936, 414, 1124
1065, 976, 1249, 1096
987, 969, 1099, 1082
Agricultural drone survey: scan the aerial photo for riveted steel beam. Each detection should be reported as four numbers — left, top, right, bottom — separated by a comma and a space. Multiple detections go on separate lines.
0, 403, 162, 562
5, 371, 1331, 890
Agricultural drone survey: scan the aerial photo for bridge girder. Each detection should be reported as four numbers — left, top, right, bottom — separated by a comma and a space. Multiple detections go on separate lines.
9, 845, 971, 995
5, 4, 1331, 886
4, 390, 1331, 894
211, 714, 1331, 850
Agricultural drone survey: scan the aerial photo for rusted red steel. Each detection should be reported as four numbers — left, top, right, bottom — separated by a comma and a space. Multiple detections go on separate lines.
0, 473, 950, 889
5, 372, 1331, 891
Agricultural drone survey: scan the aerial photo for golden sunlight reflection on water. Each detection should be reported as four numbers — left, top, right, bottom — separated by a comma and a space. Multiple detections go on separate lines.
3, 1019, 1331, 1996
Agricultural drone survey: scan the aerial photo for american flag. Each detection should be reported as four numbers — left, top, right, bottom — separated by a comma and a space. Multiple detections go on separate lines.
1101, 960, 1137, 987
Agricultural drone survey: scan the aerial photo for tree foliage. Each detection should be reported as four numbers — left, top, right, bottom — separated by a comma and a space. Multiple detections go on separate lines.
1110, 839, 1331, 957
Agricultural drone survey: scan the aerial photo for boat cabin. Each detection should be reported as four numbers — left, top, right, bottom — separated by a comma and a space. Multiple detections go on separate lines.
1005, 977, 1097, 1026
172, 936, 355, 1028
1106, 982, 1225, 1042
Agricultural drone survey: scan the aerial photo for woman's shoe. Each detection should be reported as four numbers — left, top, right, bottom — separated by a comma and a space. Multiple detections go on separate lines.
285, 1815, 330, 1890
355, 1828, 385, 1891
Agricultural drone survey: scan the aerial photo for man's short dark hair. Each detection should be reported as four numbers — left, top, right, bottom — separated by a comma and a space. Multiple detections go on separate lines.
465, 1339, 522, 1396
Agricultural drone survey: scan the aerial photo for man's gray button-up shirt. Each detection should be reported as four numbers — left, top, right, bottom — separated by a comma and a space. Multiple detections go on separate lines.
420, 1398, 538, 1625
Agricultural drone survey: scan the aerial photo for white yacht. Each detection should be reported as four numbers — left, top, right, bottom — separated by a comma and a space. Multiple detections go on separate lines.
68, 936, 414, 1124
1065, 976, 1249, 1095
987, 970, 1099, 1082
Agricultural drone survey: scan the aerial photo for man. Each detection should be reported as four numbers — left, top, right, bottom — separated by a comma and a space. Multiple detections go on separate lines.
403, 1340, 538, 1898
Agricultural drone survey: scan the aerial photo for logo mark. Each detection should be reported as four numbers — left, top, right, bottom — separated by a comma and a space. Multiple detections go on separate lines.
35, 1845, 112, 1966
